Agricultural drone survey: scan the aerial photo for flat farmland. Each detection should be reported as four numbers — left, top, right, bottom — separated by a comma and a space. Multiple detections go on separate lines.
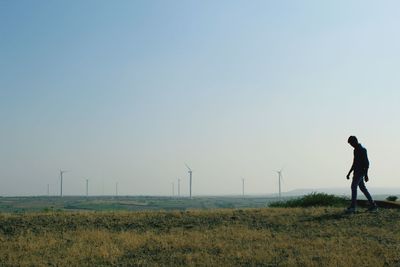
0, 196, 277, 213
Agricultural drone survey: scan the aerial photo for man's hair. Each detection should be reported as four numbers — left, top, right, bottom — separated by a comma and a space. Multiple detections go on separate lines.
348, 136, 358, 144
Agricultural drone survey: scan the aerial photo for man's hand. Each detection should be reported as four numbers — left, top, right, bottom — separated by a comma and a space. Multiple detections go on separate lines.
365, 175, 369, 182
346, 174, 350, 180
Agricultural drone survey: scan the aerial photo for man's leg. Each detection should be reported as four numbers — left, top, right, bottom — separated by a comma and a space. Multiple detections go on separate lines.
350, 175, 363, 209
358, 179, 376, 207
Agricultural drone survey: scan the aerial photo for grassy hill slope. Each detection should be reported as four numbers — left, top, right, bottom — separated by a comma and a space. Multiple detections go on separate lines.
0, 208, 399, 266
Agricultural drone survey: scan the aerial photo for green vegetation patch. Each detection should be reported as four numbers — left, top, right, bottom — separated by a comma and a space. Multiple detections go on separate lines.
386, 196, 398, 202
269, 193, 349, 208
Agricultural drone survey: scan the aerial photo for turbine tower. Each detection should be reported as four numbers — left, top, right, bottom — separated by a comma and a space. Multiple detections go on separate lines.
86, 179, 89, 197
47, 184, 50, 196
60, 170, 68, 197
185, 163, 193, 199
115, 182, 118, 197
172, 182, 175, 197
275, 170, 283, 200
242, 178, 245, 198
178, 178, 181, 197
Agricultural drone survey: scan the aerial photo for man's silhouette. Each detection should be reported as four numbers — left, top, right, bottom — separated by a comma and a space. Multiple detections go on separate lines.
346, 136, 377, 213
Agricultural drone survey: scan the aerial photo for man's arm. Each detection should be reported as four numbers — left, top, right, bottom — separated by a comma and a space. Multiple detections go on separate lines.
347, 149, 356, 179
346, 165, 354, 180
364, 148, 370, 182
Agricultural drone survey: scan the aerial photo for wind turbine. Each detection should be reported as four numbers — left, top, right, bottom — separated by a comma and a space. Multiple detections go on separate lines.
60, 170, 69, 197
86, 179, 89, 197
242, 178, 245, 198
275, 169, 283, 200
171, 182, 175, 197
185, 163, 193, 199
178, 178, 181, 197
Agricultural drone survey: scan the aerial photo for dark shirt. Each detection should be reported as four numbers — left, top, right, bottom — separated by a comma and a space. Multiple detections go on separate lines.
353, 143, 369, 173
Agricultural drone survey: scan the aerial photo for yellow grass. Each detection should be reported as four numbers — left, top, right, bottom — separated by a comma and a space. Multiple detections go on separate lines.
0, 208, 399, 266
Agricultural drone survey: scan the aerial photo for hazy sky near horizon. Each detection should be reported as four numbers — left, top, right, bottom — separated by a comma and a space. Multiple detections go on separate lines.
1, 1, 400, 196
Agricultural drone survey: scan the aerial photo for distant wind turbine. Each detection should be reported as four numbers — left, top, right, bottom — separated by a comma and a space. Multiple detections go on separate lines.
185, 163, 193, 199
275, 169, 283, 200
60, 170, 69, 197
242, 178, 245, 198
178, 178, 181, 197
86, 179, 89, 197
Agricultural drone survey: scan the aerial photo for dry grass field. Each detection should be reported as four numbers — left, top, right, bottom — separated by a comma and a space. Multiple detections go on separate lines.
0, 207, 399, 266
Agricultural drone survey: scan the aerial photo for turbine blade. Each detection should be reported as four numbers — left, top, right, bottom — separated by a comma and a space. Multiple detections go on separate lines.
280, 164, 286, 172
184, 163, 192, 171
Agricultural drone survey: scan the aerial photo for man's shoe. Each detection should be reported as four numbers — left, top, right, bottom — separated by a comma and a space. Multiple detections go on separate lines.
345, 207, 356, 214
368, 205, 378, 212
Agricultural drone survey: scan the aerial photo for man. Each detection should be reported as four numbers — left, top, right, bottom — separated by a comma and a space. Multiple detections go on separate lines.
346, 136, 377, 213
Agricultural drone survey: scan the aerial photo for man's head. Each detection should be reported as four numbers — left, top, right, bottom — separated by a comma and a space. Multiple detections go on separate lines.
348, 136, 358, 148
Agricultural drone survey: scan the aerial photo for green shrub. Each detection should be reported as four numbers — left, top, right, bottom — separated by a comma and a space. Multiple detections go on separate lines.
386, 196, 398, 202
43, 207, 52, 213
269, 192, 348, 208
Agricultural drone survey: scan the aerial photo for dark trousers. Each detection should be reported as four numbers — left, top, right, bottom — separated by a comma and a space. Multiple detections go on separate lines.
350, 172, 375, 208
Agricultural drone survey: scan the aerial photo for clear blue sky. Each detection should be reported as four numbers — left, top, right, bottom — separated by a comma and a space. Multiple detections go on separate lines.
1, 0, 400, 196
